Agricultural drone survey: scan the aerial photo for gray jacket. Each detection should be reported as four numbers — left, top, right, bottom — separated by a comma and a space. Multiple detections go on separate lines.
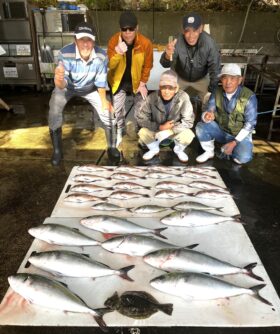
160, 32, 220, 92
135, 89, 194, 134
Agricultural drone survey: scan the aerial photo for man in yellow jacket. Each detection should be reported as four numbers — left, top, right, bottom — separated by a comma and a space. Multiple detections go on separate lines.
107, 11, 153, 148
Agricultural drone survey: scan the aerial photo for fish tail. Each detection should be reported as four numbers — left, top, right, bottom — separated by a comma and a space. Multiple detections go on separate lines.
154, 227, 168, 239
244, 263, 264, 281
128, 207, 135, 212
158, 303, 173, 316
93, 308, 111, 332
118, 265, 135, 281
216, 207, 224, 212
250, 284, 273, 306
184, 243, 199, 249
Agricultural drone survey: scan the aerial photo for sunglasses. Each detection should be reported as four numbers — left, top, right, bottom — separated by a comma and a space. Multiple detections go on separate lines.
160, 85, 176, 91
121, 27, 136, 32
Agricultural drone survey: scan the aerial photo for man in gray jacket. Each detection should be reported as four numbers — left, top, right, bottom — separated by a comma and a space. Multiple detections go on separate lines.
160, 13, 220, 105
135, 70, 195, 162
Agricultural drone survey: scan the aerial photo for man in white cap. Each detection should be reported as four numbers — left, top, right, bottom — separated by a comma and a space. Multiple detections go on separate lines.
48, 22, 119, 166
160, 12, 220, 109
135, 70, 195, 163
196, 63, 258, 164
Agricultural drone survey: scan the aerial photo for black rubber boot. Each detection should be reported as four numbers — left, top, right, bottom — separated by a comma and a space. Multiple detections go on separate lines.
105, 127, 120, 160
49, 127, 63, 166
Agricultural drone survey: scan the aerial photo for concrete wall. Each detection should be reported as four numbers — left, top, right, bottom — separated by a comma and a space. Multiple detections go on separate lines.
90, 11, 280, 56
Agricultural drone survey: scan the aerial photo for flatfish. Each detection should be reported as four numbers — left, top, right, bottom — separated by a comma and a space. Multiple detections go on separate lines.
104, 291, 173, 319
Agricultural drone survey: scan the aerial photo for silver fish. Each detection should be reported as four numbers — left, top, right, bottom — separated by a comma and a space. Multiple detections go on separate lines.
188, 181, 227, 192
111, 172, 144, 181
150, 272, 272, 305
145, 172, 178, 179
91, 202, 127, 211
64, 193, 106, 203
161, 210, 238, 227
112, 182, 151, 191
185, 166, 215, 173
109, 190, 149, 200
77, 164, 113, 173
72, 174, 109, 183
70, 184, 113, 193
180, 171, 217, 179
101, 234, 197, 257
148, 166, 182, 173
8, 273, 111, 330
144, 248, 263, 281
173, 201, 223, 212
190, 189, 231, 200
155, 181, 189, 192
155, 190, 187, 199
130, 205, 171, 214
80, 215, 167, 239
28, 250, 134, 281
28, 224, 101, 246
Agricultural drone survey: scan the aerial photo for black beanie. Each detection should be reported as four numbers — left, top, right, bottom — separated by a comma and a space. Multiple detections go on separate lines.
119, 11, 138, 29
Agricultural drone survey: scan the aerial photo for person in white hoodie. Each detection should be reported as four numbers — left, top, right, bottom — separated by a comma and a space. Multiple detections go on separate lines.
135, 70, 195, 163
196, 63, 257, 164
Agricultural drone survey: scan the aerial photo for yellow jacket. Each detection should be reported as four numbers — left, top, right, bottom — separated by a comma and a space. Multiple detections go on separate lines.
107, 32, 153, 94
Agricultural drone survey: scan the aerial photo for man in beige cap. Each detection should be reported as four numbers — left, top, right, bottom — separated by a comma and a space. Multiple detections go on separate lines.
135, 70, 195, 162
196, 63, 257, 164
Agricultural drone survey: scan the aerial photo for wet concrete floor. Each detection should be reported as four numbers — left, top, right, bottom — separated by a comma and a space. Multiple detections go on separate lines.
0, 86, 280, 334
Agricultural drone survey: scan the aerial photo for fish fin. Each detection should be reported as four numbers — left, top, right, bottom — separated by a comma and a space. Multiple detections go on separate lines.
144, 194, 150, 198
118, 265, 135, 281
154, 227, 168, 239
72, 228, 80, 231
128, 207, 135, 212
24, 260, 31, 269
158, 303, 173, 316
250, 284, 273, 306
216, 207, 224, 212
233, 214, 242, 221
244, 263, 264, 281
81, 253, 91, 258
93, 309, 111, 332
185, 243, 199, 250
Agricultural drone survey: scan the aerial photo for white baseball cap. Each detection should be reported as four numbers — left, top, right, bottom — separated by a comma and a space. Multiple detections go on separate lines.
218, 63, 242, 77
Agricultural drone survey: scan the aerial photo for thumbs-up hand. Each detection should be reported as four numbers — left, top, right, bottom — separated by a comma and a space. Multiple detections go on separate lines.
165, 38, 177, 61
54, 61, 66, 89
115, 35, 128, 55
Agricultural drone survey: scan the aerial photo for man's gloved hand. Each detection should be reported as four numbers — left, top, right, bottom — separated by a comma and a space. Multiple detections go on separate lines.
221, 140, 237, 155
155, 129, 173, 143
115, 35, 128, 55
136, 81, 148, 99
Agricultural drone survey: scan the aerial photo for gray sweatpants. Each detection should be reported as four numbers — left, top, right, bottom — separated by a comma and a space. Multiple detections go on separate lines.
48, 87, 115, 130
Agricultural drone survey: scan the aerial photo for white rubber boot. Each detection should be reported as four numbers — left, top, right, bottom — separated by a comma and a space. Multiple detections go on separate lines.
142, 141, 160, 160
173, 141, 188, 163
196, 140, 215, 163
116, 128, 124, 148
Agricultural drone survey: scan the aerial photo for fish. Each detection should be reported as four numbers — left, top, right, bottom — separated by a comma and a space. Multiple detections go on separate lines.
130, 205, 171, 214
64, 193, 106, 203
72, 174, 110, 183
109, 191, 149, 200
91, 202, 127, 211
173, 201, 223, 212
111, 173, 144, 181
143, 248, 264, 281
80, 215, 167, 239
180, 171, 217, 179
148, 166, 182, 173
155, 181, 189, 192
112, 182, 151, 191
185, 166, 215, 173
161, 210, 239, 227
101, 234, 197, 257
154, 190, 187, 199
28, 224, 101, 247
70, 184, 113, 193
150, 272, 272, 305
189, 189, 232, 200
188, 181, 228, 192
115, 166, 145, 174
8, 273, 111, 331
145, 172, 179, 179
77, 165, 113, 173
104, 291, 173, 319
28, 250, 135, 281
